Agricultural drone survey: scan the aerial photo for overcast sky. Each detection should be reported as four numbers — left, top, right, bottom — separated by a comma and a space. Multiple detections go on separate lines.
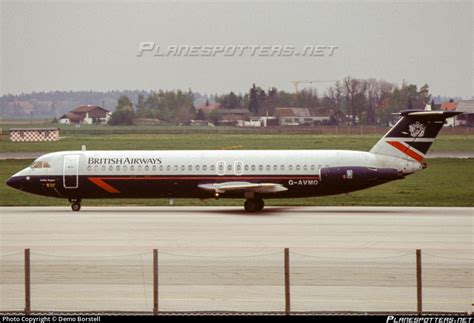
1, 0, 472, 97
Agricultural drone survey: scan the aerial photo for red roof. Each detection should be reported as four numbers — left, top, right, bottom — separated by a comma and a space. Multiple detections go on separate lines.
440, 102, 458, 111
275, 107, 311, 117
196, 102, 221, 112
59, 112, 83, 122
71, 105, 109, 113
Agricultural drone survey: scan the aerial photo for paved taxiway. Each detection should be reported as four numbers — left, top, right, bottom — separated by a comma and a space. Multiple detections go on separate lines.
1, 206, 472, 313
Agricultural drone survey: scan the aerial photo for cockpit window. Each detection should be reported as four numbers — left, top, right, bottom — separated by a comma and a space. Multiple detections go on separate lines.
31, 161, 51, 169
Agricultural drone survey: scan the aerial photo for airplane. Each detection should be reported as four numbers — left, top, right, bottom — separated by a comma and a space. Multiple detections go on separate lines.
6, 108, 461, 212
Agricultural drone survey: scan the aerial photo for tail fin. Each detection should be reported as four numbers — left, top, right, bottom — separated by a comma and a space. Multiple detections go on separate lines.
370, 110, 462, 162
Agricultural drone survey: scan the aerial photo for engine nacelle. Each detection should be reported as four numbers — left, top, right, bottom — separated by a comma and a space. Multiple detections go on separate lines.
320, 166, 403, 185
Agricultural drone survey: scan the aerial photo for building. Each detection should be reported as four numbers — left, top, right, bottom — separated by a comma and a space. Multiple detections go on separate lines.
454, 100, 474, 127
214, 108, 251, 126
10, 128, 60, 142
440, 102, 458, 112
59, 105, 111, 124
196, 102, 221, 113
275, 107, 331, 126
441, 100, 474, 127
236, 116, 279, 127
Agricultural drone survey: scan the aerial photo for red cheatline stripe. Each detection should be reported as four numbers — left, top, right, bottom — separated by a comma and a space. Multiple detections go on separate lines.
88, 178, 120, 193
386, 141, 424, 162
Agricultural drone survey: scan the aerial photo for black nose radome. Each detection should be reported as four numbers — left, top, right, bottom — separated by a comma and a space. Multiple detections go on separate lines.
6, 176, 22, 190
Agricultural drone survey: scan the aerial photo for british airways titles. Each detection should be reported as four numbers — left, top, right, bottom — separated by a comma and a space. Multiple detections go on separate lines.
88, 157, 163, 165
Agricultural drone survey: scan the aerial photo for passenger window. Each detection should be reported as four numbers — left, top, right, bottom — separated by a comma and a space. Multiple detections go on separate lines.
109, 165, 113, 171
130, 165, 134, 171
102, 165, 106, 171
196, 165, 200, 171
94, 165, 99, 171
227, 165, 232, 171
289, 165, 293, 171
174, 165, 178, 171
280, 165, 285, 171
145, 165, 150, 171
181, 165, 185, 171
296, 165, 301, 171
266, 165, 270, 171
116, 165, 121, 171
123, 165, 127, 171
303, 165, 308, 171
258, 165, 263, 171
202, 165, 207, 171
87, 166, 92, 171
273, 165, 277, 171
311, 165, 315, 171
154, 165, 158, 171
188, 165, 192, 171
251, 165, 256, 171
244, 165, 249, 171
210, 165, 215, 171
167, 165, 171, 171
138, 165, 142, 171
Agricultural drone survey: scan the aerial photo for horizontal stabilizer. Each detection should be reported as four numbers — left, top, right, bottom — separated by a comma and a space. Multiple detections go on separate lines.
371, 110, 463, 162
199, 182, 288, 194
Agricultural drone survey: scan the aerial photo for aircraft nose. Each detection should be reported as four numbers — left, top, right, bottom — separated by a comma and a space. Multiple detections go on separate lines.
6, 176, 23, 190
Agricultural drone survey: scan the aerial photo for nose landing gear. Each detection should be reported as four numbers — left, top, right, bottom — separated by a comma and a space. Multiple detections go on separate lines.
244, 198, 264, 213
68, 198, 82, 212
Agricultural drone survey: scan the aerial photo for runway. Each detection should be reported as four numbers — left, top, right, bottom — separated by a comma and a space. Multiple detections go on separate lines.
1, 206, 472, 313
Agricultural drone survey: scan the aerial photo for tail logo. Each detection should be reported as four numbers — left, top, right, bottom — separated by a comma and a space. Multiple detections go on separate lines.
409, 122, 425, 137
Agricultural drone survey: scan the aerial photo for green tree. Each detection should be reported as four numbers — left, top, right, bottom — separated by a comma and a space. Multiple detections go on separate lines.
248, 84, 259, 115
108, 109, 135, 125
108, 95, 135, 125
218, 91, 241, 109
208, 110, 220, 125
117, 95, 133, 110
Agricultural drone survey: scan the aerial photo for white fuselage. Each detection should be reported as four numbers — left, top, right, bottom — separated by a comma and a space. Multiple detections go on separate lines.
13, 149, 422, 179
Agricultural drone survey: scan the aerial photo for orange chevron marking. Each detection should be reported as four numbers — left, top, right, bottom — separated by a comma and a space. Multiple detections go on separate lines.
386, 141, 424, 162
88, 177, 120, 193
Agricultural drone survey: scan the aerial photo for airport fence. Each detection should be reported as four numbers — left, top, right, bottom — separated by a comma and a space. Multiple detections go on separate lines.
0, 249, 472, 315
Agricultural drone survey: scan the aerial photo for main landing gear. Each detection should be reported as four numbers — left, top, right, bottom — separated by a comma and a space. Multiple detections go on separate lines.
69, 198, 82, 212
244, 198, 264, 213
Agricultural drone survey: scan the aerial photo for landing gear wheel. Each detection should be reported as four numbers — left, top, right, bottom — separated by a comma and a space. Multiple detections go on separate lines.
255, 199, 264, 212
244, 199, 265, 213
71, 202, 81, 212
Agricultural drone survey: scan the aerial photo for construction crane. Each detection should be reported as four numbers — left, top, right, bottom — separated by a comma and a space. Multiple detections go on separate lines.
292, 80, 337, 92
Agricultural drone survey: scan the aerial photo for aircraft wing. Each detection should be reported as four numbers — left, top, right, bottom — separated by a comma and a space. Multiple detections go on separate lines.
198, 181, 288, 194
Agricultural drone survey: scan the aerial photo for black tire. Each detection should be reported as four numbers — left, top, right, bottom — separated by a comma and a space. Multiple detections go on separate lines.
244, 199, 257, 212
255, 199, 265, 212
71, 202, 81, 212
244, 199, 265, 213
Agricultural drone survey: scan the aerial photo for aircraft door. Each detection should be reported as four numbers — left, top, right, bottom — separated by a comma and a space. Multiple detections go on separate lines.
63, 155, 80, 189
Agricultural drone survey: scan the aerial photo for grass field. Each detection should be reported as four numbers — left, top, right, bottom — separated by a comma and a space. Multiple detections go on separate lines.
1, 158, 473, 207
1, 133, 474, 153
